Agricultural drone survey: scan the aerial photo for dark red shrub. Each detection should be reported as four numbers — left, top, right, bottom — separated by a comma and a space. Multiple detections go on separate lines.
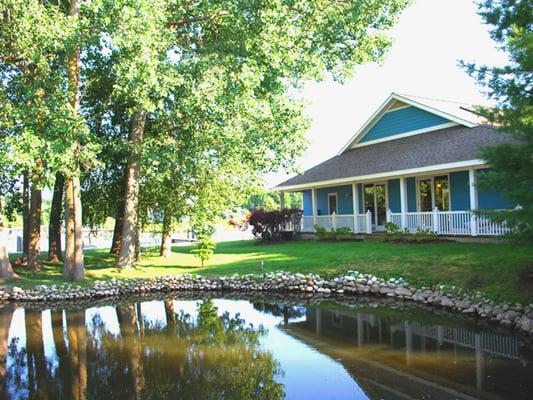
247, 208, 303, 241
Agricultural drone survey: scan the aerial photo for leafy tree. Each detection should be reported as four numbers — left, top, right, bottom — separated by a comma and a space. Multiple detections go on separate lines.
93, 0, 411, 268
462, 0, 533, 241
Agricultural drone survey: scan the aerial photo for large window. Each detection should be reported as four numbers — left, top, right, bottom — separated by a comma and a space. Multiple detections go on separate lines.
434, 175, 450, 211
417, 175, 450, 211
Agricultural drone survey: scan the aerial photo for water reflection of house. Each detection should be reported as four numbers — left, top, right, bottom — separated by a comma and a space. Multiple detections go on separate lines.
283, 307, 533, 400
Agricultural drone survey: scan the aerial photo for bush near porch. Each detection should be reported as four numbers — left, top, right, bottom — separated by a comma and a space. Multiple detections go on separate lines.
6, 240, 533, 304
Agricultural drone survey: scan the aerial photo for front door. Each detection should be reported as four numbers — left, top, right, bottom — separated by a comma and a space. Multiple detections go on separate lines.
364, 184, 387, 230
328, 193, 338, 215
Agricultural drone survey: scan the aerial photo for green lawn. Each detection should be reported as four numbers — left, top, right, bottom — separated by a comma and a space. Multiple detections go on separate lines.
6, 239, 533, 303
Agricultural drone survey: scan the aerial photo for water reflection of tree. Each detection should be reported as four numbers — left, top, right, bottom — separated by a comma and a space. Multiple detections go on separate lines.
140, 299, 285, 400
2, 300, 284, 400
253, 301, 306, 325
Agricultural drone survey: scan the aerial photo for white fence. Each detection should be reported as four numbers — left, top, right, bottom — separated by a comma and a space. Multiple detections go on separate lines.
387, 208, 510, 236
301, 211, 372, 234
301, 209, 510, 236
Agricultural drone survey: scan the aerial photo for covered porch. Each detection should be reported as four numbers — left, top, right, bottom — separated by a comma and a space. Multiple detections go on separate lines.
281, 166, 512, 236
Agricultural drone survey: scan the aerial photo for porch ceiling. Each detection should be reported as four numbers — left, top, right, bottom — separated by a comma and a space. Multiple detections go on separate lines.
276, 125, 513, 190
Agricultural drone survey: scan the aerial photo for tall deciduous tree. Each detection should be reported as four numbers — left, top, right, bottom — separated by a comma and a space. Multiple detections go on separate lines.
63, 0, 85, 281
98, 0, 410, 268
463, 0, 533, 241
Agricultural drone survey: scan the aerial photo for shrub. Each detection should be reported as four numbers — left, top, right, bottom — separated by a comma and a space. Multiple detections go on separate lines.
383, 222, 438, 243
247, 208, 303, 241
314, 225, 353, 241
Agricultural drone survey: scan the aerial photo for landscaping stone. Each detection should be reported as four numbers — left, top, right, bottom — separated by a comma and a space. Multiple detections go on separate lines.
1, 269, 532, 339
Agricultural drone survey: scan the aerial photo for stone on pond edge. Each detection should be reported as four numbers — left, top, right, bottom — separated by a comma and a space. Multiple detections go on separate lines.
1, 270, 532, 338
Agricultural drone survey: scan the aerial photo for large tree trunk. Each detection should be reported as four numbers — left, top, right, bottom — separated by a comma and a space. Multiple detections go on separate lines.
66, 310, 87, 400
22, 173, 30, 257
47, 173, 64, 263
27, 182, 42, 272
25, 309, 48, 400
117, 112, 146, 268
64, 177, 84, 281
110, 198, 125, 255
0, 197, 19, 280
63, 0, 84, 281
160, 212, 171, 257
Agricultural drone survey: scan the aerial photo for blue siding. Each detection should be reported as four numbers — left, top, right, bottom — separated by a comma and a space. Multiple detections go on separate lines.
360, 106, 451, 143
450, 171, 470, 210
477, 169, 513, 210
316, 185, 353, 215
302, 190, 313, 216
357, 184, 364, 214
406, 177, 417, 212
387, 179, 401, 212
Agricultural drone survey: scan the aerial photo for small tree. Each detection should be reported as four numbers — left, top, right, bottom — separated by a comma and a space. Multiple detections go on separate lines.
192, 228, 216, 267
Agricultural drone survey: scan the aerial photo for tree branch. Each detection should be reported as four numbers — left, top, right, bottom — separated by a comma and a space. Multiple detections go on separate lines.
167, 11, 229, 29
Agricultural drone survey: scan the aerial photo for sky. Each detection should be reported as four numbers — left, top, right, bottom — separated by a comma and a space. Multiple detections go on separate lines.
268, 0, 509, 188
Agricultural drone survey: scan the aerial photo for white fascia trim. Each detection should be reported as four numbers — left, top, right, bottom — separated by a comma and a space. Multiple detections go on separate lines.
337, 93, 478, 156
393, 93, 479, 128
275, 159, 487, 192
350, 122, 459, 148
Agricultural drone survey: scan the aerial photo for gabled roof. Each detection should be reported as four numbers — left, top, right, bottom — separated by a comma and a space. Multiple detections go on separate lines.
276, 125, 512, 190
337, 93, 485, 154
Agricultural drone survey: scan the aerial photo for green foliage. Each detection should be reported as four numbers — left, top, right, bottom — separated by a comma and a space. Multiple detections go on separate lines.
314, 225, 353, 240
383, 222, 438, 243
192, 230, 216, 267
244, 190, 302, 212
461, 0, 533, 241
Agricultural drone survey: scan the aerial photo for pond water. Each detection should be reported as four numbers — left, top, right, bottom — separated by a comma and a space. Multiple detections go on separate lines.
0, 295, 531, 400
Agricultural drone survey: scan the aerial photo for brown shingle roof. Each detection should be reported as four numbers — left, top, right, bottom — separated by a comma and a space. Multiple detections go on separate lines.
277, 125, 513, 188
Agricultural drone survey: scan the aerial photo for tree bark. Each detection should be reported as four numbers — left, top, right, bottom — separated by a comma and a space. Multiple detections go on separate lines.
27, 182, 42, 272
117, 112, 146, 268
22, 173, 30, 257
47, 173, 64, 263
0, 197, 19, 280
63, 0, 84, 281
110, 198, 125, 255
64, 177, 84, 281
160, 212, 172, 257
134, 215, 141, 262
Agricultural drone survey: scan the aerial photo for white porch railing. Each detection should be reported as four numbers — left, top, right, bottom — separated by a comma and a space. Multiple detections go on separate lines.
387, 208, 510, 236
301, 211, 372, 234
302, 209, 510, 236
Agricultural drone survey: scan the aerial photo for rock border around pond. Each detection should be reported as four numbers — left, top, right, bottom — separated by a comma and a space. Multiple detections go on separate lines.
1, 271, 532, 337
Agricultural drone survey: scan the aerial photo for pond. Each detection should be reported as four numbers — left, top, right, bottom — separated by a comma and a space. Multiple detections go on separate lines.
0, 295, 531, 400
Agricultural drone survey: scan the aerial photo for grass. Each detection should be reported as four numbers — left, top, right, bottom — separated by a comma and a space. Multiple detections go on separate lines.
5, 239, 533, 304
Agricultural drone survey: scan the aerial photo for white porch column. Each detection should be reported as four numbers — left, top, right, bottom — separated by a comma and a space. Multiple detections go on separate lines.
400, 177, 407, 229
352, 183, 359, 232
279, 191, 285, 209
311, 188, 318, 226
469, 168, 478, 236
433, 207, 440, 233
